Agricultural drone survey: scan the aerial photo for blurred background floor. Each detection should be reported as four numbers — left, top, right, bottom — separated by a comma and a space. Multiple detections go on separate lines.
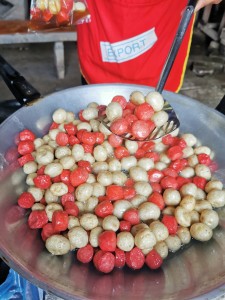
0, 27, 224, 109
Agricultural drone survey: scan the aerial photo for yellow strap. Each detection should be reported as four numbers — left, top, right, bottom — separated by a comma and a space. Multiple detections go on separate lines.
175, 14, 196, 93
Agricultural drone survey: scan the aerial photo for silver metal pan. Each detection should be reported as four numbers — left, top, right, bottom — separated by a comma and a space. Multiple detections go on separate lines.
1, 83, 225, 300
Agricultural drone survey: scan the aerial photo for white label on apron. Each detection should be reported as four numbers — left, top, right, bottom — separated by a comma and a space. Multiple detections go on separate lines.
100, 28, 158, 63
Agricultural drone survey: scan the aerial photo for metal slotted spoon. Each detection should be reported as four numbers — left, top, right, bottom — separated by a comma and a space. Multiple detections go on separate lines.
101, 0, 196, 141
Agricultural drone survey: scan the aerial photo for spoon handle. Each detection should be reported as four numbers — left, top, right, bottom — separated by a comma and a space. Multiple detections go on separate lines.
156, 0, 196, 94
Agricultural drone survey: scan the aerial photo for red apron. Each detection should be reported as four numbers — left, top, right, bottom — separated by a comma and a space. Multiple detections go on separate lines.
77, 0, 194, 92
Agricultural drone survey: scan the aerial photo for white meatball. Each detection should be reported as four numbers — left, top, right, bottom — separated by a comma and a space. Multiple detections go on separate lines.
89, 226, 103, 247
86, 174, 96, 184
50, 182, 68, 196
26, 173, 37, 186
154, 241, 168, 259
180, 167, 195, 178
49, 129, 60, 141
181, 133, 197, 147
66, 111, 75, 122
23, 161, 38, 174
82, 107, 99, 121
108, 158, 121, 172
195, 200, 212, 212
80, 213, 99, 231
28, 187, 44, 202
102, 215, 120, 232
52, 108, 67, 124
165, 235, 182, 252
141, 248, 152, 255
75, 201, 85, 214
68, 226, 89, 250
55, 146, 71, 159
130, 224, 149, 236
125, 140, 139, 154
130, 91, 145, 105
180, 195, 196, 212
77, 122, 92, 132
48, 140, 58, 149
117, 232, 135, 251
205, 180, 223, 193
84, 196, 99, 213
154, 161, 167, 171
129, 166, 148, 182
87, 102, 98, 108
159, 153, 171, 164
163, 189, 181, 206
36, 148, 54, 165
60, 156, 75, 170
90, 119, 100, 132
44, 163, 63, 178
83, 152, 97, 164
45, 203, 63, 222
34, 138, 44, 149
112, 171, 128, 186
68, 216, 80, 229
113, 200, 132, 219
145, 91, 164, 111
188, 155, 199, 167
200, 209, 219, 229
92, 162, 109, 174
138, 202, 160, 221
31, 203, 45, 211
75, 183, 93, 202
195, 164, 211, 180
151, 111, 169, 127
195, 188, 206, 200
194, 146, 211, 156
180, 183, 198, 198
137, 158, 154, 171
45, 189, 59, 204
93, 145, 108, 162
190, 223, 213, 242
182, 146, 194, 158
177, 227, 191, 245
130, 194, 147, 207
43, 135, 50, 143
134, 228, 156, 249
162, 206, 175, 216
106, 102, 123, 121
134, 181, 152, 197
99, 122, 111, 136
46, 235, 70, 255
102, 141, 114, 156
149, 221, 169, 242
121, 156, 137, 171
73, 119, 81, 125
92, 182, 105, 198
206, 189, 225, 208
190, 210, 200, 224
174, 206, 191, 227
97, 171, 113, 186
154, 142, 168, 153
71, 144, 85, 162
58, 124, 66, 132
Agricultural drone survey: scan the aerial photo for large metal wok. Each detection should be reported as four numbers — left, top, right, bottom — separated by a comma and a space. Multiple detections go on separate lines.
1, 83, 225, 300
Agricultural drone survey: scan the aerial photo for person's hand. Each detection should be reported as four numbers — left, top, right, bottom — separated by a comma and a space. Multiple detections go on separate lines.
195, 0, 223, 12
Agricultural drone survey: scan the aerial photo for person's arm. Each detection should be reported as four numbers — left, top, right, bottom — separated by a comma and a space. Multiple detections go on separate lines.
195, 0, 223, 12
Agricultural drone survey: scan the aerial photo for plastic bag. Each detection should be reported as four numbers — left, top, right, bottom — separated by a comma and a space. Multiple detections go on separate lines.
0, 268, 43, 300
29, 0, 90, 31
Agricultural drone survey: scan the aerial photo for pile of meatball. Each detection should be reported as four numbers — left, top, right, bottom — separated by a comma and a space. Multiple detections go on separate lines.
16, 91, 225, 273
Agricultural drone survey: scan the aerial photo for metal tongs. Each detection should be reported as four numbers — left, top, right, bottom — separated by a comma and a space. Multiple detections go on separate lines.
101, 0, 197, 141
0, 55, 41, 106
